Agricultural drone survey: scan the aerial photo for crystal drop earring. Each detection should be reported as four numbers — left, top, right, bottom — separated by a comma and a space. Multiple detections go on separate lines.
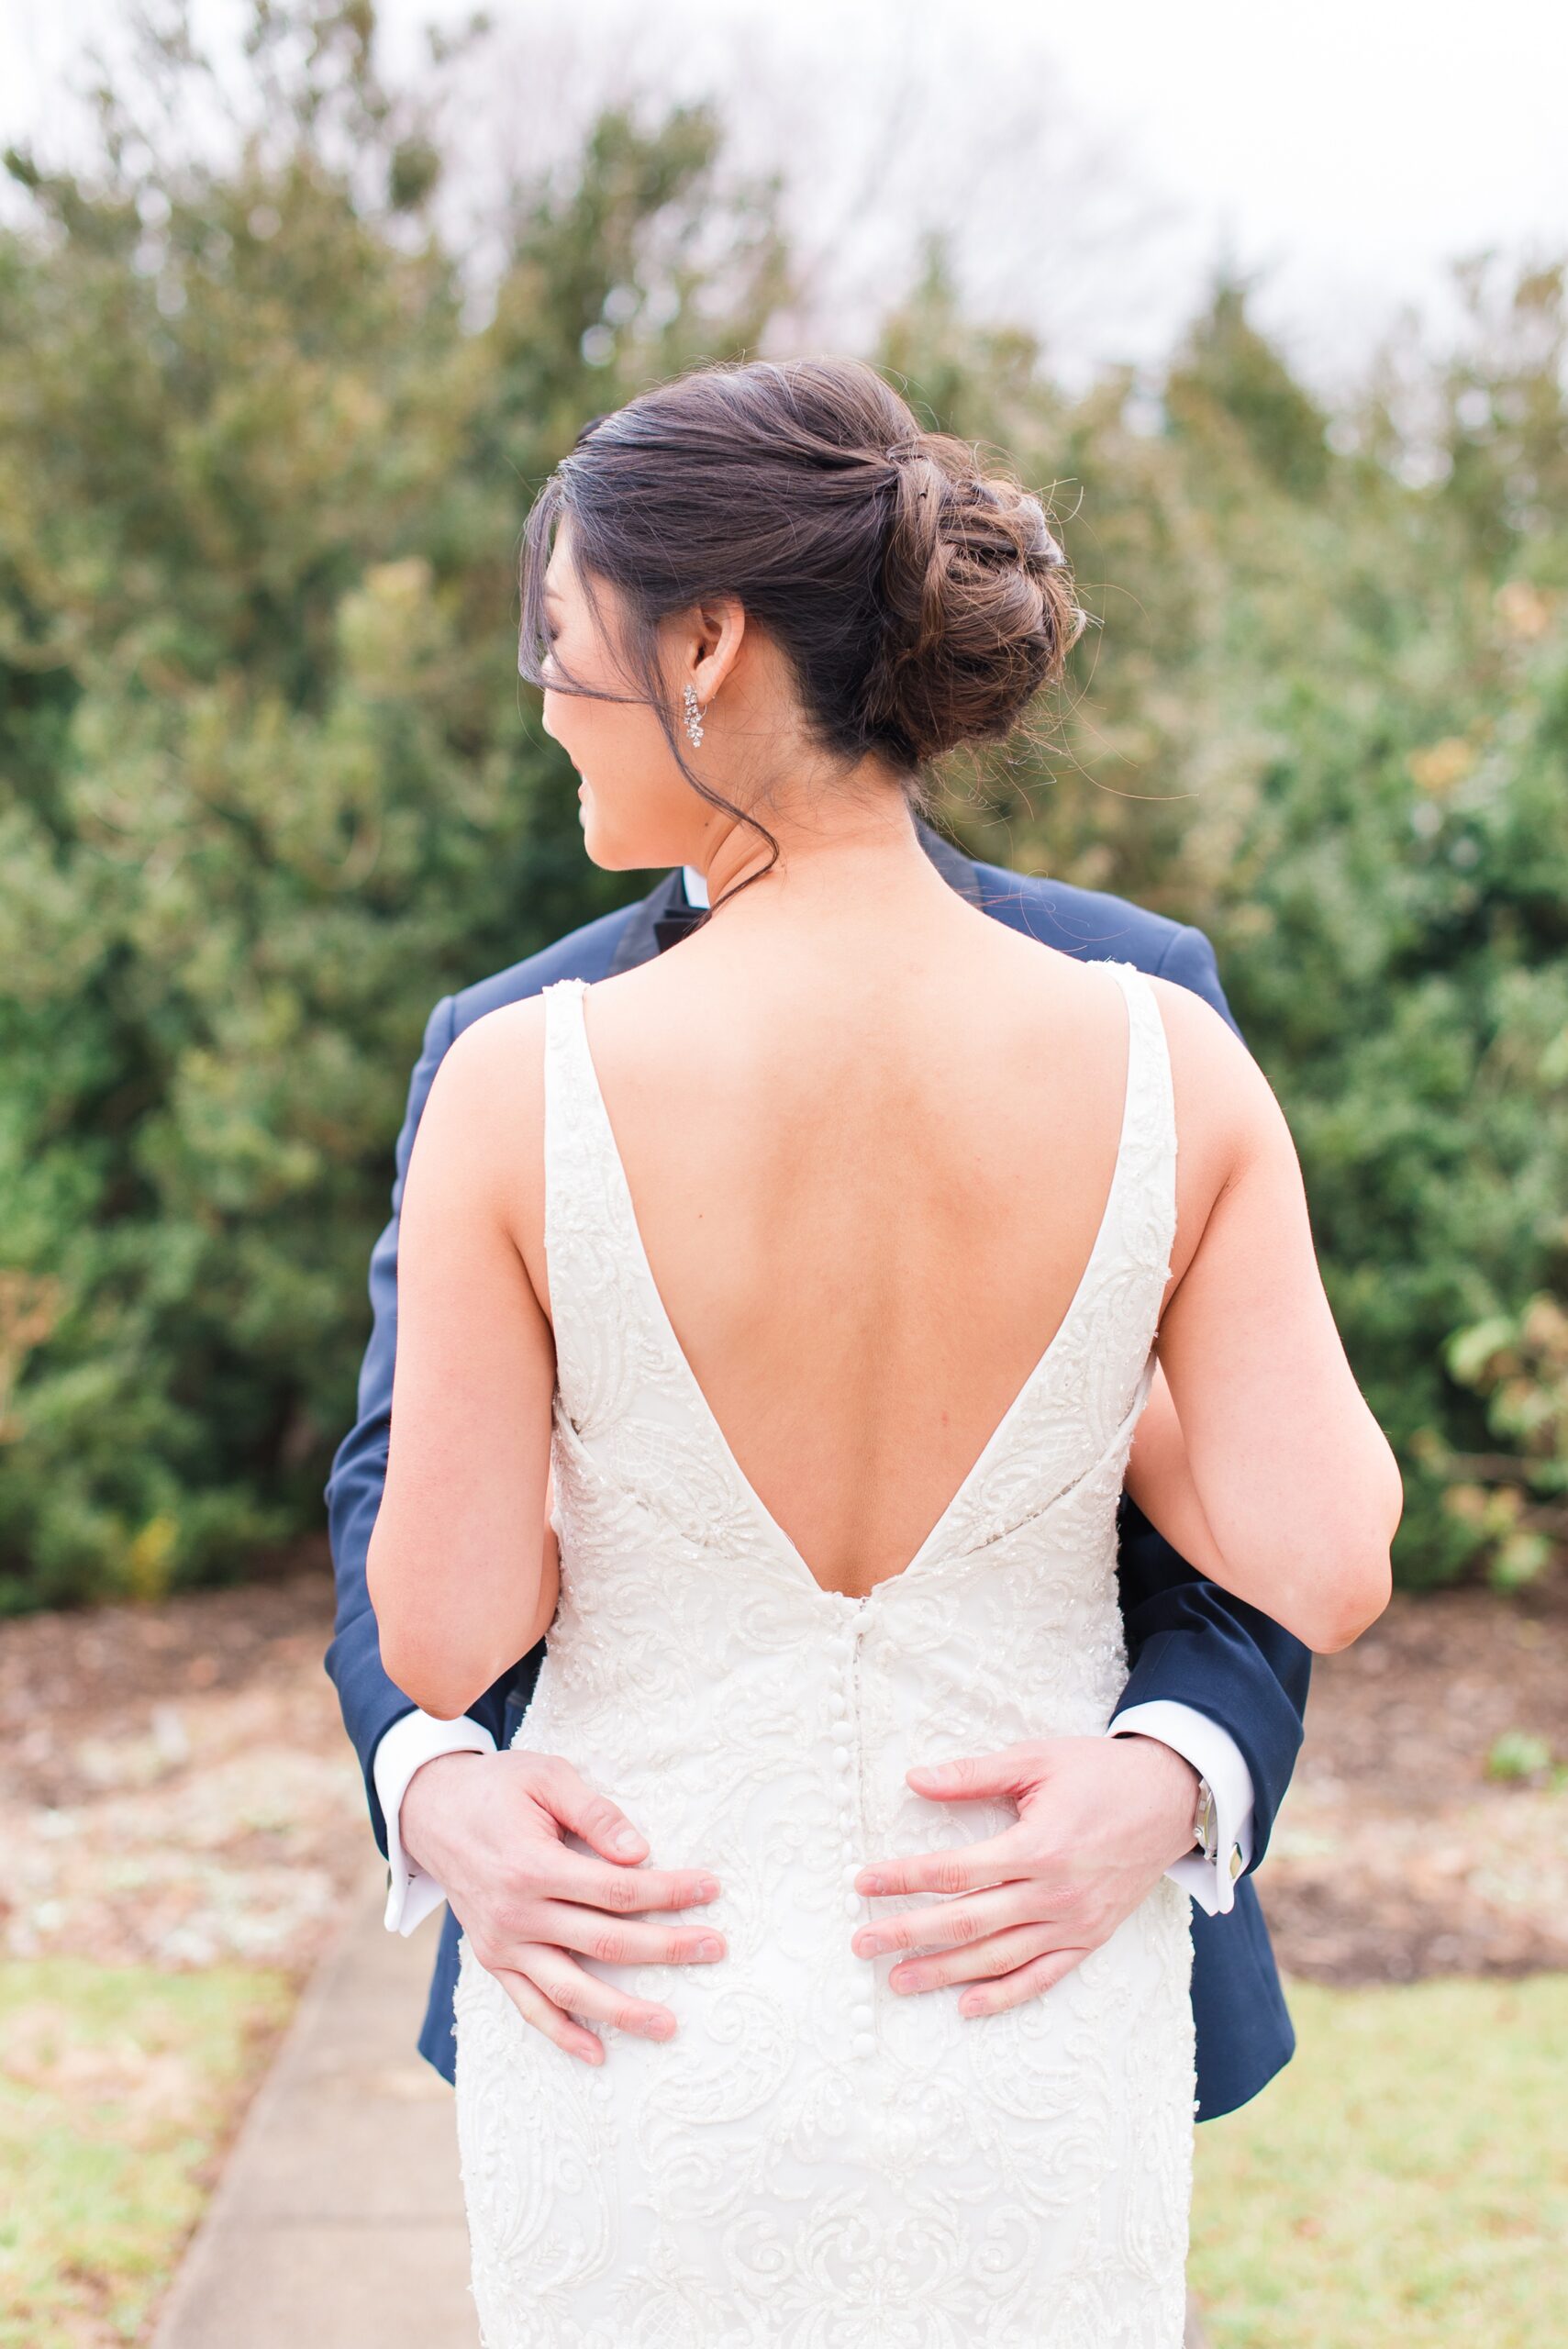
683, 683, 706, 746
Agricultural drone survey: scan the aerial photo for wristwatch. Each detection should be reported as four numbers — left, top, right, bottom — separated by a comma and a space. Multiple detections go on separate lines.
1191, 1775, 1218, 1865
1192, 1775, 1246, 1881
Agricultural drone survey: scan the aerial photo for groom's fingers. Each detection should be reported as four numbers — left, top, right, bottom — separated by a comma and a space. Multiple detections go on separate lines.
528, 1754, 652, 1862
508, 1946, 679, 2047
852, 1882, 1038, 1958
494, 1962, 605, 2065
854, 1826, 1034, 1899
540, 1849, 723, 1918
529, 1897, 728, 1970
906, 1752, 1029, 1800
884, 1920, 1062, 1994
955, 1944, 1089, 2016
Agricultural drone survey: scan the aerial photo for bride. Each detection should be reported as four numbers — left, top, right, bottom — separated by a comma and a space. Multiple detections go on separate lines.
366, 355, 1398, 2347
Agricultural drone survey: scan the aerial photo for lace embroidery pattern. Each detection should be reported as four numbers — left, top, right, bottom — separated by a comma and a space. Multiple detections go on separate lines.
453, 961, 1196, 2348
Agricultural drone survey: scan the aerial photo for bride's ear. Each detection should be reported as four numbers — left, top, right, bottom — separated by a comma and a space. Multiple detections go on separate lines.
686, 592, 748, 697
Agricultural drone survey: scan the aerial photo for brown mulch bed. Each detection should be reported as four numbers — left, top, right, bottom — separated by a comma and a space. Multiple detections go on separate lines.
1258, 1579, 1568, 1985
1, 1549, 365, 1979
3, 1555, 1565, 1986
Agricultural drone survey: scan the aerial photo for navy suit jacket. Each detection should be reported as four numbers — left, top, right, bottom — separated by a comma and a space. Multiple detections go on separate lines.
325, 818, 1306, 2120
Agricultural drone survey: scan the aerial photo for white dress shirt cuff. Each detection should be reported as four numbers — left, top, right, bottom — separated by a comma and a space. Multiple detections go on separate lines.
1108, 1698, 1256, 1918
373, 1708, 498, 1936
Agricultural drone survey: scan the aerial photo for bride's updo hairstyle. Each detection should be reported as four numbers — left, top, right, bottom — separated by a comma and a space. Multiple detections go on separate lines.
517, 354, 1085, 879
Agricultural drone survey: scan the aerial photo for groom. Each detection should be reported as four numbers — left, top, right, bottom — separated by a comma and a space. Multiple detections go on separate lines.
326, 817, 1307, 2120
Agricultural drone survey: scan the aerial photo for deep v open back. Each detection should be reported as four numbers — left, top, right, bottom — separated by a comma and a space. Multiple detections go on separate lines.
452, 957, 1197, 2349
546, 958, 1166, 1611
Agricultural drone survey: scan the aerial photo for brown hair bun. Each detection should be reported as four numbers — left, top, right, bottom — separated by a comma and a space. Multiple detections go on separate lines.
868, 429, 1082, 763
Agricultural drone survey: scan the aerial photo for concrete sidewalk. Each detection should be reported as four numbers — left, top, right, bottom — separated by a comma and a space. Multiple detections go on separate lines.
151, 1854, 1211, 2345
152, 1855, 477, 2347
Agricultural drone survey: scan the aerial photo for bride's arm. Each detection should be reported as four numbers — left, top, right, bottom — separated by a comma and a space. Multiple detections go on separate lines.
368, 999, 558, 1716
1125, 1360, 1228, 1581
1125, 996, 1402, 1653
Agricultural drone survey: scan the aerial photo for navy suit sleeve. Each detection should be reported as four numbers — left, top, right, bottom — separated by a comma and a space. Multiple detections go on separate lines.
323, 991, 525, 1854
1107, 919, 1313, 1871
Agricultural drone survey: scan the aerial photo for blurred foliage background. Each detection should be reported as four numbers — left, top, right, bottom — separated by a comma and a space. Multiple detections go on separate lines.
1, 0, 1564, 1613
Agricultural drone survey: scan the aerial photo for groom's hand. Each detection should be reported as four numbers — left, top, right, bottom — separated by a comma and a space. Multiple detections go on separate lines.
851, 1734, 1199, 2015
400, 1750, 726, 2065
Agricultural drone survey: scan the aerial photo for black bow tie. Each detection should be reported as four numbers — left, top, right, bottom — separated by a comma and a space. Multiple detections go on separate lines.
653, 900, 706, 953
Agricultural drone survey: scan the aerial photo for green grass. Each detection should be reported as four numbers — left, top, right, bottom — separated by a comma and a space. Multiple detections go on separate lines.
0, 1959, 293, 2348
1191, 1975, 1568, 2347
3, 1963, 1562, 2343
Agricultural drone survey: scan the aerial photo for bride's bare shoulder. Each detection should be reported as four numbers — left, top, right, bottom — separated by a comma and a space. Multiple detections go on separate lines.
417, 993, 552, 1148
440, 990, 551, 1071
1144, 969, 1294, 1174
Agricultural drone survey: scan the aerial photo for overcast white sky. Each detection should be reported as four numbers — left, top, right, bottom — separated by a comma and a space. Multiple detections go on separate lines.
6, 0, 1565, 395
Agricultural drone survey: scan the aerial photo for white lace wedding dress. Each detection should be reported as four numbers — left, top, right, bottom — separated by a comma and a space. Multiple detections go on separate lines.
452, 961, 1196, 2348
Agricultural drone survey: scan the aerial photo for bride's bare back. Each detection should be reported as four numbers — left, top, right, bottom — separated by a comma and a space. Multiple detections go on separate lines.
506, 899, 1212, 1602
371, 851, 1395, 1723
